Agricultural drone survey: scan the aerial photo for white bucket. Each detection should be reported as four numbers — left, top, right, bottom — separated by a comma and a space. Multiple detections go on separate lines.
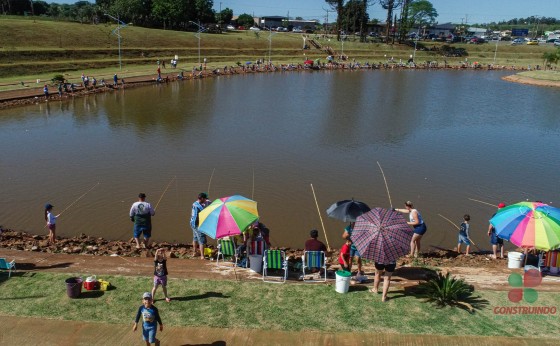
249, 255, 262, 273
335, 271, 352, 293
508, 252, 524, 269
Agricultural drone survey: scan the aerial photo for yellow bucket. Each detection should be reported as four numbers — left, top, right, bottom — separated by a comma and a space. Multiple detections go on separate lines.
98, 279, 111, 291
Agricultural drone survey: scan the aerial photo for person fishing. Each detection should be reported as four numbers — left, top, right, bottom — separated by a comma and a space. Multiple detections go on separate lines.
44, 203, 60, 244
394, 201, 427, 258
130, 193, 155, 249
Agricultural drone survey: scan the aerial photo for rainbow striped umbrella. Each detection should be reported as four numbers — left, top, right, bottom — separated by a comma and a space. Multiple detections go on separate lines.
490, 202, 560, 250
198, 195, 259, 239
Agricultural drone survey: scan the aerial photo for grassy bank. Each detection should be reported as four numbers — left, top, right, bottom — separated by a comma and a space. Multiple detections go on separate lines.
1, 17, 558, 82
1, 272, 558, 338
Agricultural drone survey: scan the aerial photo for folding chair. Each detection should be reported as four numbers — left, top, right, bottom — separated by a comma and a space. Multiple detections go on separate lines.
0, 258, 16, 277
302, 251, 327, 282
216, 238, 238, 268
262, 249, 287, 283
246, 239, 266, 268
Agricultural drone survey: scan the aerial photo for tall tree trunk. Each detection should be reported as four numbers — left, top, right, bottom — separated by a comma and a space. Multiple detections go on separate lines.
384, 0, 394, 43
336, 0, 343, 41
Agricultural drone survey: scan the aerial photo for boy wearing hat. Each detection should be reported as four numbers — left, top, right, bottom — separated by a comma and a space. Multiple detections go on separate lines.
190, 192, 212, 259
133, 292, 163, 346
488, 203, 506, 259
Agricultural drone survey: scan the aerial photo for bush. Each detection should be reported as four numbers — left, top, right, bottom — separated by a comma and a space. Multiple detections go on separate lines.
417, 272, 481, 313
51, 74, 65, 83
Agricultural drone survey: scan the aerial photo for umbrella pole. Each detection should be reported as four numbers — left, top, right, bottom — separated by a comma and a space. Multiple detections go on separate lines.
154, 176, 176, 211
438, 213, 484, 253
376, 161, 393, 209
310, 183, 331, 251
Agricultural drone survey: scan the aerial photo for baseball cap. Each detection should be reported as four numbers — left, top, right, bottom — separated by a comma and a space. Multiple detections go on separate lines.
142, 292, 152, 299
497, 202, 506, 208
138, 193, 146, 198
45, 203, 54, 209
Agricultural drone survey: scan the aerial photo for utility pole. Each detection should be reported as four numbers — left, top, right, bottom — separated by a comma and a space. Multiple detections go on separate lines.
105, 13, 128, 70
323, 7, 331, 35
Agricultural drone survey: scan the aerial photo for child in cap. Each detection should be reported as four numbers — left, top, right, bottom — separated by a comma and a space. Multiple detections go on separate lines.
457, 214, 472, 255
151, 248, 171, 302
133, 292, 163, 346
44, 204, 60, 244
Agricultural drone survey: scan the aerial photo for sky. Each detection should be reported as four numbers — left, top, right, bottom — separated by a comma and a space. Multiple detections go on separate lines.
47, 0, 560, 24
213, 0, 560, 24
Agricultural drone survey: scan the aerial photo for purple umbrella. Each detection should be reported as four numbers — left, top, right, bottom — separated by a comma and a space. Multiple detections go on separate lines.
350, 208, 412, 264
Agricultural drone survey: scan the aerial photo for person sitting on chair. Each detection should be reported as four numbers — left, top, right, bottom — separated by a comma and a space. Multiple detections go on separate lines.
304, 229, 327, 252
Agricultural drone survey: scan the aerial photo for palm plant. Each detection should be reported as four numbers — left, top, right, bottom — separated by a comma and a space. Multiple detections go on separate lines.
417, 272, 483, 313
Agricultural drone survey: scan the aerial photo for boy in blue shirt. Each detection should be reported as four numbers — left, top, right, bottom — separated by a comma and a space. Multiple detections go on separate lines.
457, 214, 472, 255
133, 292, 163, 346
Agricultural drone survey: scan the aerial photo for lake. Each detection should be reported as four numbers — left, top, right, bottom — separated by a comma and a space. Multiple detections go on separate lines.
1, 69, 559, 250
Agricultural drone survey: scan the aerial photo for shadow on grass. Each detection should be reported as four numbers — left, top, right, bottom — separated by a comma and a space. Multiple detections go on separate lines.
181, 341, 226, 346
16, 262, 73, 271
394, 266, 438, 281
172, 292, 229, 302
77, 290, 105, 299
0, 271, 36, 286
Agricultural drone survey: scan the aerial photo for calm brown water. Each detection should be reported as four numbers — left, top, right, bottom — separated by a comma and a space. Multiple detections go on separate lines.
1, 70, 560, 250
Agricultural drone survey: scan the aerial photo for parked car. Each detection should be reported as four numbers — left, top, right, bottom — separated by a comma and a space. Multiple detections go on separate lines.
249, 26, 261, 31
276, 26, 287, 32
305, 29, 314, 34
527, 39, 539, 45
226, 25, 236, 30
511, 38, 525, 45
293, 27, 303, 33
470, 37, 486, 44
368, 32, 379, 37
554, 40, 560, 46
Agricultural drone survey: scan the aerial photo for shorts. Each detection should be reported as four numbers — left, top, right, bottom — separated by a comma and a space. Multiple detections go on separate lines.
458, 234, 471, 245
142, 326, 157, 343
413, 223, 427, 235
490, 231, 503, 245
350, 247, 361, 258
374, 262, 396, 273
48, 224, 56, 231
133, 224, 152, 238
192, 228, 207, 245
153, 275, 167, 287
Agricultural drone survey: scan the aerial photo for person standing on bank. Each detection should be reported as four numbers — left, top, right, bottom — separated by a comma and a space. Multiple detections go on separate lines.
130, 193, 155, 249
488, 202, 506, 259
394, 201, 427, 257
190, 192, 212, 259
44, 203, 60, 244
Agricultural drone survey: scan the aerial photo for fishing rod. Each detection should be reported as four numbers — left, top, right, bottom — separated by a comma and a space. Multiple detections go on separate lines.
437, 213, 483, 252
377, 161, 392, 209
43, 182, 101, 230
207, 168, 215, 197
154, 176, 176, 211
467, 198, 496, 208
310, 183, 331, 252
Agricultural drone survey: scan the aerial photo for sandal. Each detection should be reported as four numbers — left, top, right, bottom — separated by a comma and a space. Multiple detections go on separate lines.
369, 288, 379, 294
165, 297, 171, 303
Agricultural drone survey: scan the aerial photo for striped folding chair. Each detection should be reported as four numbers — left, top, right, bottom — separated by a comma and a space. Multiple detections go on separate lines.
246, 240, 266, 268
262, 249, 287, 283
216, 238, 238, 268
302, 251, 326, 282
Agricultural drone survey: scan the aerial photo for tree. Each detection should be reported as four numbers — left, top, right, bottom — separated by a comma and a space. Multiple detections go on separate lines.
237, 13, 254, 28
216, 7, 233, 25
194, 0, 215, 24
379, 0, 403, 42
325, 0, 345, 41
408, 0, 437, 27
342, 0, 367, 36
543, 49, 560, 70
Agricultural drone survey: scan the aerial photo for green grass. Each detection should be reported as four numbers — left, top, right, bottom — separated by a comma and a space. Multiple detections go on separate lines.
1, 17, 559, 83
518, 70, 560, 81
0, 272, 558, 338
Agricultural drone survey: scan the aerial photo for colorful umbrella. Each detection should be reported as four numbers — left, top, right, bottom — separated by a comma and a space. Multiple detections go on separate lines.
350, 208, 412, 264
198, 195, 259, 239
490, 202, 560, 250
326, 199, 371, 222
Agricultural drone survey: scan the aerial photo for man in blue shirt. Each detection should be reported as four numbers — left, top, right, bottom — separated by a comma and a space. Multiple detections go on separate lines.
190, 192, 212, 259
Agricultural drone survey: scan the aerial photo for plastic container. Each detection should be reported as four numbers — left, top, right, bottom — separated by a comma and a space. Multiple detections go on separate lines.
84, 275, 99, 290
65, 277, 83, 298
335, 270, 352, 293
249, 255, 263, 273
508, 252, 524, 269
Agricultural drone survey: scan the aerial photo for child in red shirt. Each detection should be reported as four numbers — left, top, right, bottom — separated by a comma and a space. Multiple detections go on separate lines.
338, 239, 352, 271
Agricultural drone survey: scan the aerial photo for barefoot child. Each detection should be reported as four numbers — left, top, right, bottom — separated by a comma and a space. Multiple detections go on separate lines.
338, 239, 352, 271
152, 249, 171, 302
133, 292, 163, 346
457, 214, 472, 255
44, 204, 60, 244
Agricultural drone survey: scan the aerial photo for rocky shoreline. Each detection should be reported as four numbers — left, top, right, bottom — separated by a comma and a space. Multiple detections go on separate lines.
0, 228, 510, 270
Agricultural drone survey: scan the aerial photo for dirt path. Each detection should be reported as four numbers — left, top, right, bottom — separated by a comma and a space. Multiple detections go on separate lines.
2, 248, 560, 292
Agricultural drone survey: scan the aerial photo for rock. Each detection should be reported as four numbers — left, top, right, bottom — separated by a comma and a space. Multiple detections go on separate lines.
31, 246, 39, 251
72, 247, 82, 253
169, 252, 177, 258
32, 235, 41, 239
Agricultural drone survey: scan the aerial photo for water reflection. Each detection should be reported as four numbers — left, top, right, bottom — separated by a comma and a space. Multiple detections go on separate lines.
0, 70, 559, 248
